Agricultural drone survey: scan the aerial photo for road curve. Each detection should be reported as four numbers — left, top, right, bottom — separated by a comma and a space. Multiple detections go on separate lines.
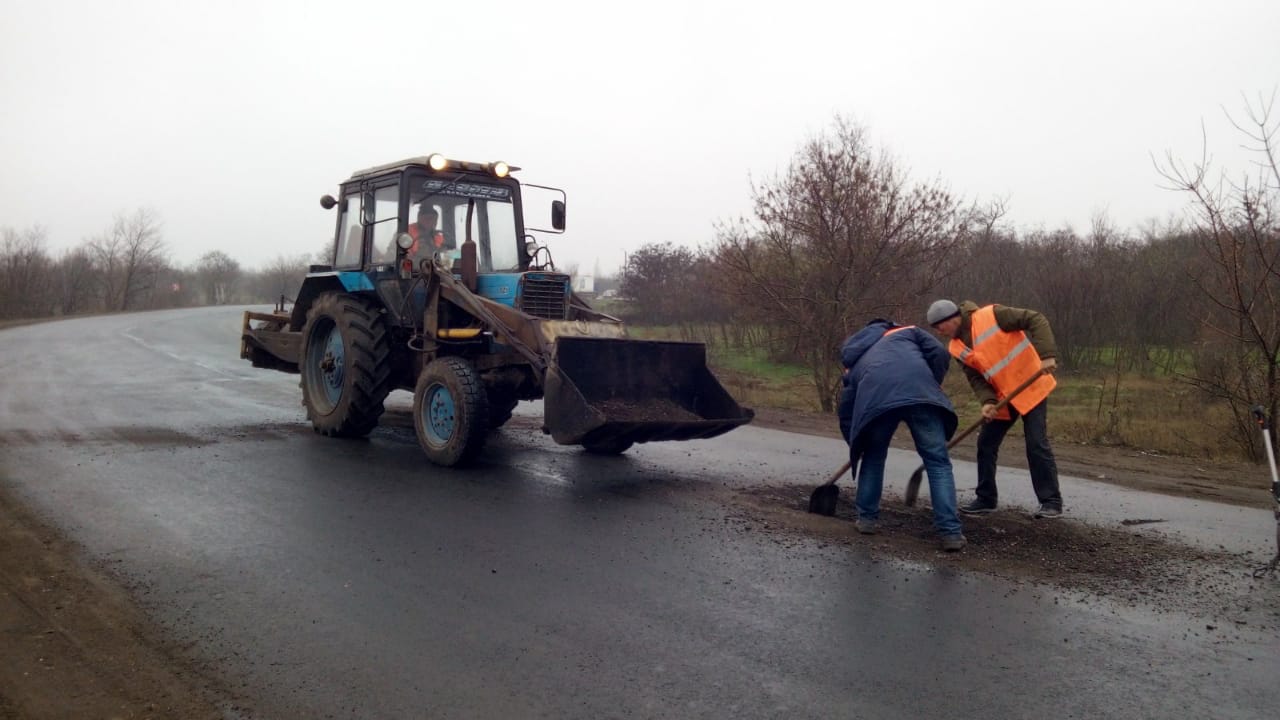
1, 307, 1275, 719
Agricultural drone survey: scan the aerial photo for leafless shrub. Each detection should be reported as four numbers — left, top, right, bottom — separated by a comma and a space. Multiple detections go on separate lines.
710, 117, 978, 410
1155, 90, 1280, 457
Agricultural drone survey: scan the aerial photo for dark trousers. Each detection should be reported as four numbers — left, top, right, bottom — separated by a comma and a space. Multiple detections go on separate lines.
974, 398, 1062, 508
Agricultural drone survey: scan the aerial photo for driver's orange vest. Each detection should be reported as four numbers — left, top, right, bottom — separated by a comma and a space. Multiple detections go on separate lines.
407, 224, 445, 254
948, 305, 1055, 419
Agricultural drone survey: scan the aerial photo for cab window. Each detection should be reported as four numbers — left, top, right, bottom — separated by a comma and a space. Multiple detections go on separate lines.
408, 175, 519, 273
368, 185, 400, 266
334, 194, 362, 268
481, 201, 518, 271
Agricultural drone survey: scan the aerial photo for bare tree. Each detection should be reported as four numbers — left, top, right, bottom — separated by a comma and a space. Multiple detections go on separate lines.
1156, 91, 1280, 456
620, 242, 703, 324
197, 250, 241, 304
55, 246, 97, 316
315, 239, 336, 266
0, 225, 53, 319
88, 209, 167, 311
260, 253, 313, 304
712, 117, 976, 410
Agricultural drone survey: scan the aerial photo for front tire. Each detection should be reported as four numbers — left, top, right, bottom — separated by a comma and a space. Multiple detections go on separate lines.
300, 292, 392, 437
413, 356, 489, 466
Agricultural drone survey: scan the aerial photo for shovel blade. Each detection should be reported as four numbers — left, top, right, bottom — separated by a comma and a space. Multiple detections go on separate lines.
808, 484, 840, 516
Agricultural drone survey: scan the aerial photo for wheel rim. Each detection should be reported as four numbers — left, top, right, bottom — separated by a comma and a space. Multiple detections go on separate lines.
306, 318, 345, 413
423, 382, 456, 445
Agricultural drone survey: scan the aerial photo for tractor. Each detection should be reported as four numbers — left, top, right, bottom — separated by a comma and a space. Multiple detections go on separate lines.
240, 154, 753, 466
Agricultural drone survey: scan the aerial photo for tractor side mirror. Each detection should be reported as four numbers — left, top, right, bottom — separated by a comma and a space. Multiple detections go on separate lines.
320, 194, 338, 210
551, 200, 566, 231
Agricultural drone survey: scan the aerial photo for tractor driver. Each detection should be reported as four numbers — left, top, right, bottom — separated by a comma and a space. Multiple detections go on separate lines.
407, 203, 449, 260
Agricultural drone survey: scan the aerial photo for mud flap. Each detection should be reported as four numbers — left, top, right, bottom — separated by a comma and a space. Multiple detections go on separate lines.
542, 337, 753, 446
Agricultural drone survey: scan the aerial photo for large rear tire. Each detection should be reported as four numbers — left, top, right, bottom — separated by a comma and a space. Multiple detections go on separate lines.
300, 292, 392, 438
413, 356, 489, 466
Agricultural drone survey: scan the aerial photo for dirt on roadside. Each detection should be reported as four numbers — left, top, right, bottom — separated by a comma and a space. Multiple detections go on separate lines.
0, 490, 231, 719
0, 406, 1276, 718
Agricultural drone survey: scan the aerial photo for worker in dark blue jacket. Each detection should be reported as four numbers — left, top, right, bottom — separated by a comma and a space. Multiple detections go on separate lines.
837, 319, 966, 551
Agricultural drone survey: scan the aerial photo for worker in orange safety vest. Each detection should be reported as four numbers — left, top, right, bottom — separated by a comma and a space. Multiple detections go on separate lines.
926, 299, 1064, 519
407, 203, 448, 259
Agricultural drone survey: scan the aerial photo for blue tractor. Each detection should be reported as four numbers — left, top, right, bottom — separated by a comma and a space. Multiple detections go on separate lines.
241, 154, 752, 466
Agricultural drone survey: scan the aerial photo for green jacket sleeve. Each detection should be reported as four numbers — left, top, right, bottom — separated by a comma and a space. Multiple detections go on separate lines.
992, 304, 1057, 360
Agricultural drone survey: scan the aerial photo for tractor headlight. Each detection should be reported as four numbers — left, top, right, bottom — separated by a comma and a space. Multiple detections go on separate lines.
427, 153, 448, 171
396, 232, 415, 250
490, 161, 510, 178
524, 240, 539, 257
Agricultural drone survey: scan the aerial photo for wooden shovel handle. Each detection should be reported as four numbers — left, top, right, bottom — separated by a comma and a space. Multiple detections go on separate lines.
947, 368, 1049, 448
823, 459, 852, 486
834, 369, 1048, 491
906, 368, 1049, 496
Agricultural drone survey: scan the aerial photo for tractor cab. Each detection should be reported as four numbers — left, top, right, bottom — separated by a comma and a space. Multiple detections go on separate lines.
317, 154, 568, 329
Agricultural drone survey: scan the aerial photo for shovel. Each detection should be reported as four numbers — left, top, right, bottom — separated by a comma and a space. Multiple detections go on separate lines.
1250, 405, 1280, 578
807, 456, 856, 516
903, 369, 1047, 507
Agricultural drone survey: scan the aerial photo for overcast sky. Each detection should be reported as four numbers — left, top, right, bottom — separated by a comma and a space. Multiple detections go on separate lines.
2, 0, 1277, 275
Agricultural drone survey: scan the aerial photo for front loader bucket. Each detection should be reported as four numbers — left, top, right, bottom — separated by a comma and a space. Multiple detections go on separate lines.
543, 336, 754, 446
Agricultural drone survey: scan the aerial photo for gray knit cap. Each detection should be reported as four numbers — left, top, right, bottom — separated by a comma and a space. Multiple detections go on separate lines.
926, 299, 960, 325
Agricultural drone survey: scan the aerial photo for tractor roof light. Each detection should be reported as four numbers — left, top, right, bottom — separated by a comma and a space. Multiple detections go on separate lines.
427, 153, 448, 171
490, 161, 510, 178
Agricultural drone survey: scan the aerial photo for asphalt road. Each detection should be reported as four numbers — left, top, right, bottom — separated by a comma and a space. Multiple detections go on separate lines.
1, 307, 1276, 719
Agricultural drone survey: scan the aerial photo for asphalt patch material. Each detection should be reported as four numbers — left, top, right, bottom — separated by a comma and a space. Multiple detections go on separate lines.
733, 483, 1280, 631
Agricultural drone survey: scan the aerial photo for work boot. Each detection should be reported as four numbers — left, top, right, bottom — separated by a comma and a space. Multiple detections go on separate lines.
940, 534, 967, 552
855, 518, 879, 535
959, 499, 996, 515
1033, 504, 1063, 519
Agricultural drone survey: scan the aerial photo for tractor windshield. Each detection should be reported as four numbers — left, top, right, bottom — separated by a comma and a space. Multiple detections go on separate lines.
408, 176, 519, 272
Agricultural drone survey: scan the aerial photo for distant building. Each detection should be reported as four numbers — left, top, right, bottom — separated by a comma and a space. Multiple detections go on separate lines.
572, 275, 595, 294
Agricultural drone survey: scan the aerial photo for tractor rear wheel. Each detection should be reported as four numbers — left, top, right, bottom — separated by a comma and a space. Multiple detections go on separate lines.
414, 356, 489, 466
300, 292, 392, 437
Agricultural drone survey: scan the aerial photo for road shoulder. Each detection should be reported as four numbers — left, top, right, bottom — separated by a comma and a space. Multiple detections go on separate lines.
0, 488, 229, 720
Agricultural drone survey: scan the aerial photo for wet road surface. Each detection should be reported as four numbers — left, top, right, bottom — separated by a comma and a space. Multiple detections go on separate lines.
1, 307, 1276, 719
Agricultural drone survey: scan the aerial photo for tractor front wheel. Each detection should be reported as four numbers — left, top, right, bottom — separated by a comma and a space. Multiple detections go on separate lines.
413, 356, 489, 466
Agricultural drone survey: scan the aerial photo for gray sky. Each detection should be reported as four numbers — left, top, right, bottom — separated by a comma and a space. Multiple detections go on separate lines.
2, 0, 1277, 275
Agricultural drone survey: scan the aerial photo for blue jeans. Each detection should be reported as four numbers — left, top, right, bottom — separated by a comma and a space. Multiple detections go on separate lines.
854, 405, 962, 537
